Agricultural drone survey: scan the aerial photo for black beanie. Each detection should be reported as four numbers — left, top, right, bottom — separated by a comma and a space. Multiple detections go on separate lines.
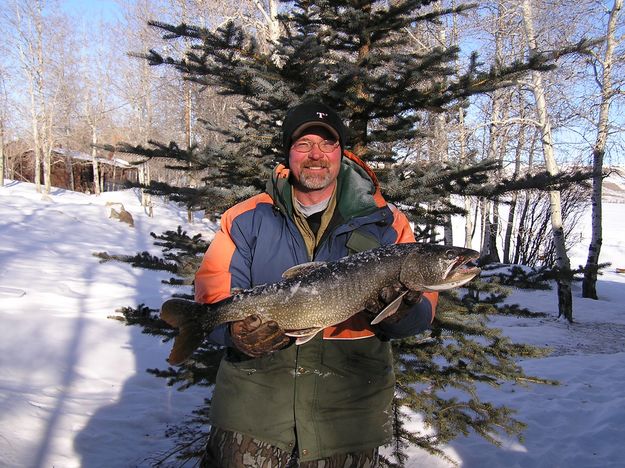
282, 102, 347, 165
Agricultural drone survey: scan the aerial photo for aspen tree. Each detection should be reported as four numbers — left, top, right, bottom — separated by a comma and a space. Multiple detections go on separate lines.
521, 0, 574, 321
583, 0, 623, 299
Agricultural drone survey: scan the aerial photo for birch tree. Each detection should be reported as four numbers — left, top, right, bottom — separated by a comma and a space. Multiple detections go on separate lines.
521, 0, 574, 321
12, 0, 46, 192
0, 69, 7, 186
583, 0, 623, 299
9, 0, 74, 194
479, 1, 508, 265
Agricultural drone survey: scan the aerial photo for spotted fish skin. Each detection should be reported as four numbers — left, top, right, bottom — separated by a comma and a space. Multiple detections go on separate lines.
160, 243, 480, 365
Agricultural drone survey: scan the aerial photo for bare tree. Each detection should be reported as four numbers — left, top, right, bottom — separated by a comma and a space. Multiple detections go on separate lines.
502, 94, 531, 264
0, 69, 7, 186
8, 0, 76, 194
478, 1, 508, 265
12, 0, 46, 192
583, 0, 623, 299
521, 0, 574, 321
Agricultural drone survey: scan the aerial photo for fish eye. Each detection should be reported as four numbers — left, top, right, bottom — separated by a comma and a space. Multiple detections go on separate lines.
445, 250, 456, 260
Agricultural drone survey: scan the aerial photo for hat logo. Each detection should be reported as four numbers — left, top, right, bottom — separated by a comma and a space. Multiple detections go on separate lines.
316, 112, 328, 119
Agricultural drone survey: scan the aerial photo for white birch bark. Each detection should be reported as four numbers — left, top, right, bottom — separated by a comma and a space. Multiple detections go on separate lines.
450, 4, 475, 248
0, 116, 4, 186
0, 72, 5, 185
14, 0, 43, 192
253, 0, 281, 53
583, 0, 623, 299
503, 92, 527, 264
91, 123, 100, 195
479, 1, 505, 264
521, 0, 573, 321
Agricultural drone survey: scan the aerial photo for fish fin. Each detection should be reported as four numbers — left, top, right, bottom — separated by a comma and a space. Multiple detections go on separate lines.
282, 261, 326, 279
290, 328, 323, 345
370, 291, 408, 325
160, 298, 208, 366
423, 271, 480, 290
286, 327, 323, 338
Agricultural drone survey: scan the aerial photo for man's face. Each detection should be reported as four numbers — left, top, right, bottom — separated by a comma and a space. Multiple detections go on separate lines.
288, 126, 341, 193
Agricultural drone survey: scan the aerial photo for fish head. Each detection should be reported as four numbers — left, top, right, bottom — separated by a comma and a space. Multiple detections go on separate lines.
399, 245, 481, 291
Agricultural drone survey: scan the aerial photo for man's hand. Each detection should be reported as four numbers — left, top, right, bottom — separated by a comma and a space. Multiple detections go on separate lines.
230, 315, 291, 358
363, 282, 423, 324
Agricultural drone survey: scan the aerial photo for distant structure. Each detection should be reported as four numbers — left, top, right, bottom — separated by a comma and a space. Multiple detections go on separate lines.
13, 147, 138, 193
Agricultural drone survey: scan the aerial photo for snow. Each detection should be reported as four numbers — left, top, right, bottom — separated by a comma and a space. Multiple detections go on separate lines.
1, 179, 624, 467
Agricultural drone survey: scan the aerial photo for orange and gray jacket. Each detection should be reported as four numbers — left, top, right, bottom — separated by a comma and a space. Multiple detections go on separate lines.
194, 151, 438, 461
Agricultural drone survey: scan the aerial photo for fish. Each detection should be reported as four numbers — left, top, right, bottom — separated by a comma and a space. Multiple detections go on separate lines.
160, 242, 480, 365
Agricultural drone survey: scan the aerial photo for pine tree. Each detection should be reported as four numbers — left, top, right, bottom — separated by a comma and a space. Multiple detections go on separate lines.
111, 0, 592, 464
119, 0, 589, 220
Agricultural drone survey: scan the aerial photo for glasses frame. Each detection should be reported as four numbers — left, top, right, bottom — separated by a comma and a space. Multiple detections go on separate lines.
291, 139, 340, 154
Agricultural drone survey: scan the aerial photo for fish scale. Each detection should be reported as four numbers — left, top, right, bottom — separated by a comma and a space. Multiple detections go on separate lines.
160, 243, 480, 365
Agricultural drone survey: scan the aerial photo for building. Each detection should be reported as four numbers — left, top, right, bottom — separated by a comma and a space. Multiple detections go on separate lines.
12, 147, 139, 193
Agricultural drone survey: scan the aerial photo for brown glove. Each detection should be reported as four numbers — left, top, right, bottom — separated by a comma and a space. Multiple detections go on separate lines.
364, 281, 423, 324
230, 315, 291, 358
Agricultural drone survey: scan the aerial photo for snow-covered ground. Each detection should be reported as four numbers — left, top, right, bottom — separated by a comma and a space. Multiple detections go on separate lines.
1, 178, 624, 467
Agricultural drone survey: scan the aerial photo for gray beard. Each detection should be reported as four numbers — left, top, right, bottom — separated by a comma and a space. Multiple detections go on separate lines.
298, 171, 333, 190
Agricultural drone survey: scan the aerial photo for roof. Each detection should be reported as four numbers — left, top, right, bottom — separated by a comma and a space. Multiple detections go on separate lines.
52, 148, 136, 169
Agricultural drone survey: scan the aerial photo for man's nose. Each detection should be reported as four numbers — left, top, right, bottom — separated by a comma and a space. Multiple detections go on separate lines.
308, 143, 324, 158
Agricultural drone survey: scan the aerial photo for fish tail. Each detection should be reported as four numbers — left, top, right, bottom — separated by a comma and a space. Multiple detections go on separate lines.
160, 298, 212, 366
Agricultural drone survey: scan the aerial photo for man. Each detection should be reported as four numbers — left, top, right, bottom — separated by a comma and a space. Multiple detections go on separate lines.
195, 102, 438, 467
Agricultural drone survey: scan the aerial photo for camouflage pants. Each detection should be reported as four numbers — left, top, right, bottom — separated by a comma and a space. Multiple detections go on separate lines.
200, 427, 381, 468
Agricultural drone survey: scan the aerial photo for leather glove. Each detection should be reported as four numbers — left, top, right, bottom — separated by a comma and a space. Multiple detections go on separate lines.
230, 315, 291, 358
363, 281, 423, 324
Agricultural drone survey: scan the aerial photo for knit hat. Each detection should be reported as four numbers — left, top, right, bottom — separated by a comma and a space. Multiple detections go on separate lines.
282, 102, 347, 164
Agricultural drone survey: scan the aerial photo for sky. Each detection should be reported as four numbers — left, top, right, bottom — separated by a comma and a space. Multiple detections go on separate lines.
0, 175, 625, 467
60, 0, 121, 21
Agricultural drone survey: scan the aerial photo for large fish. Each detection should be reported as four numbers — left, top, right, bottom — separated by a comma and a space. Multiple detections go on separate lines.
160, 243, 480, 365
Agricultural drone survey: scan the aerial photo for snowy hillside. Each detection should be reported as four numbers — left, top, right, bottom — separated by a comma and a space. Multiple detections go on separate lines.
603, 166, 625, 203
1, 179, 624, 468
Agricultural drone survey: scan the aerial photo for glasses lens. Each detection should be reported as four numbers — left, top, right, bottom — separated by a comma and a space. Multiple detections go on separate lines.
319, 140, 339, 152
292, 139, 339, 153
292, 141, 313, 152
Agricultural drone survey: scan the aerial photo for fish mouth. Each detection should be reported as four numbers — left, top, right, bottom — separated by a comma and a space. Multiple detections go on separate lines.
445, 254, 480, 286
425, 253, 480, 290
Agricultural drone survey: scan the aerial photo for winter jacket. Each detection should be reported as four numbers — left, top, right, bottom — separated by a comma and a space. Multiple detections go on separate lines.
194, 151, 438, 461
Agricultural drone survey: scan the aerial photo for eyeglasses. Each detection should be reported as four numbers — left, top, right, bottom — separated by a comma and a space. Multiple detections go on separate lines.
291, 139, 340, 153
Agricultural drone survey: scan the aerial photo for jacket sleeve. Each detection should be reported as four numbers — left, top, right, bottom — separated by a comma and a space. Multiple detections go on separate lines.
390, 205, 417, 244
194, 206, 254, 347
195, 206, 254, 304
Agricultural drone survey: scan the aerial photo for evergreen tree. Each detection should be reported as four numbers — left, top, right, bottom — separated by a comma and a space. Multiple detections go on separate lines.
110, 0, 591, 464
119, 0, 589, 220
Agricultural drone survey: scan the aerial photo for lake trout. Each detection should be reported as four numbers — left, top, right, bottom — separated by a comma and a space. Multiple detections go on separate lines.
160, 243, 480, 365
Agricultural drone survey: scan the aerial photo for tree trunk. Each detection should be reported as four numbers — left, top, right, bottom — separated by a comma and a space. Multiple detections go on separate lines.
15, 1, 44, 192
0, 117, 4, 186
185, 72, 192, 222
91, 124, 101, 195
521, 0, 573, 321
583, 0, 622, 299
451, 6, 474, 249
459, 106, 475, 248
26, 71, 42, 191
503, 125, 524, 263
138, 163, 153, 216
479, 198, 500, 264
479, 0, 507, 263
42, 115, 52, 194
349, 4, 372, 158
434, 17, 453, 246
